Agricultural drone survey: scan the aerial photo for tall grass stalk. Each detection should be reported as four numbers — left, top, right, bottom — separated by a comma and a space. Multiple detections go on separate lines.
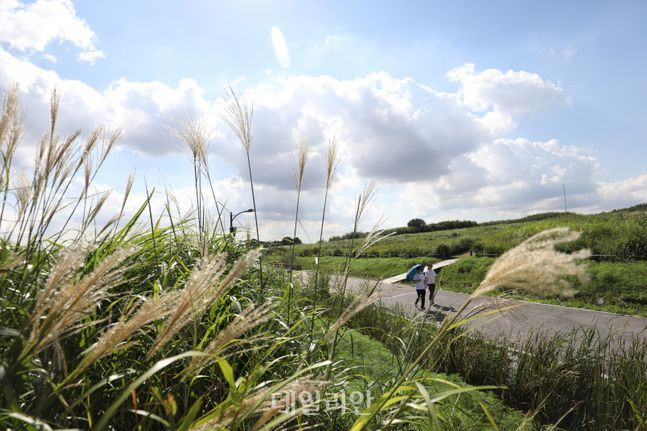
222, 86, 263, 288
0, 85, 21, 236
311, 138, 339, 329
326, 181, 375, 380
170, 118, 226, 240
286, 139, 308, 324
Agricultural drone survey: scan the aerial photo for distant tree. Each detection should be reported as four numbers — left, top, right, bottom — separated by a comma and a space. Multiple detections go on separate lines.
407, 218, 426, 231
280, 236, 302, 246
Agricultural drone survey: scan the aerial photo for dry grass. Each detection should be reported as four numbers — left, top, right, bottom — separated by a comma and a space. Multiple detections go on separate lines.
325, 292, 381, 340
25, 246, 131, 357
185, 301, 275, 376
472, 227, 590, 298
148, 249, 260, 358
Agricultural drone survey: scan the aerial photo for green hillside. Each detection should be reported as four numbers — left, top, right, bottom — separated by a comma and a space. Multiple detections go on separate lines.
295, 209, 647, 260
291, 207, 647, 316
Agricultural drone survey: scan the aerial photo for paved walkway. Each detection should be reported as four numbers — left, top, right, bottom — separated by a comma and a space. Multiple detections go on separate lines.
318, 274, 647, 347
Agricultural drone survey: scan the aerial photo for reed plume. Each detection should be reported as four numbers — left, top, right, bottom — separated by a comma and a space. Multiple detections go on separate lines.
222, 86, 263, 288
24, 246, 132, 358
0, 85, 22, 235
148, 249, 261, 358
185, 301, 275, 377
287, 138, 308, 323
170, 118, 208, 244
325, 291, 380, 340
355, 216, 393, 258
193, 378, 324, 431
472, 227, 590, 298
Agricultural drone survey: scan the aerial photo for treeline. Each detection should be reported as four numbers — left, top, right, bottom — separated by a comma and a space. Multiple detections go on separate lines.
329, 219, 478, 241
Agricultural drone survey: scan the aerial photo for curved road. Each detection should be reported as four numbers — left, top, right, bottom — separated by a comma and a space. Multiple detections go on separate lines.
326, 275, 647, 347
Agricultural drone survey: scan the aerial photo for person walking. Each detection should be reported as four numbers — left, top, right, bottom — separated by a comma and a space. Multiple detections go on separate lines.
424, 262, 437, 306
413, 265, 426, 310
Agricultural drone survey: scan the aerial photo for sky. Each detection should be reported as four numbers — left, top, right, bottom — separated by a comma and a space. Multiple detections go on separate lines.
1, 0, 646, 241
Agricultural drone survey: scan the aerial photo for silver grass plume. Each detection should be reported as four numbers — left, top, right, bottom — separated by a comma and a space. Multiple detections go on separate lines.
325, 292, 381, 340
25, 246, 132, 357
193, 378, 325, 431
472, 227, 590, 298
184, 301, 275, 377
68, 291, 181, 381
147, 249, 261, 358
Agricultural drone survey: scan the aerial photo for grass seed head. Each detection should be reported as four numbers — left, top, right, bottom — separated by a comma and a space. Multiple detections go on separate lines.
472, 227, 590, 299
325, 137, 340, 189
222, 85, 253, 153
292, 138, 308, 191
185, 300, 275, 377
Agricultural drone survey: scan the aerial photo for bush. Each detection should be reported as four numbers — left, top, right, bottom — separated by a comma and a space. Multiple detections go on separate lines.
435, 243, 452, 258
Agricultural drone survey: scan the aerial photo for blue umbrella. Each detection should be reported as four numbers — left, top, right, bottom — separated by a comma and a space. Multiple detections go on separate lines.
405, 264, 423, 282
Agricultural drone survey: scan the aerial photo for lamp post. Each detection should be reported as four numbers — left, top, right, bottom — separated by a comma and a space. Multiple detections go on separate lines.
229, 208, 255, 234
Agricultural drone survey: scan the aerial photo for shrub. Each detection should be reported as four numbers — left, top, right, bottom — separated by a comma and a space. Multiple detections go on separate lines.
435, 243, 452, 258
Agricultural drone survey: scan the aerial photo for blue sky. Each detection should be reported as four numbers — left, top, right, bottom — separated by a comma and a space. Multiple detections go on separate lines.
1, 0, 646, 239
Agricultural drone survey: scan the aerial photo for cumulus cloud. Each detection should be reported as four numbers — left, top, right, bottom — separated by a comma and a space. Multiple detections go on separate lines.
428, 138, 599, 213
1, 44, 643, 238
448, 63, 565, 133
271, 26, 290, 69
597, 174, 647, 210
0, 0, 104, 63
216, 73, 487, 189
0, 48, 213, 158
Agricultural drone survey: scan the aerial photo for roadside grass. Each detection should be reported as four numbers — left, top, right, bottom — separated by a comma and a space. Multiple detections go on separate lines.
344, 301, 647, 430
334, 328, 532, 430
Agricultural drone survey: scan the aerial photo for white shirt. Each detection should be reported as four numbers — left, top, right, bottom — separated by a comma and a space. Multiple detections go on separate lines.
413, 272, 425, 290
424, 269, 437, 285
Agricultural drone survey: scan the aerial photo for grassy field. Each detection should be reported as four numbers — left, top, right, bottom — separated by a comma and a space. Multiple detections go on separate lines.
291, 208, 647, 316
335, 328, 531, 430
295, 210, 647, 260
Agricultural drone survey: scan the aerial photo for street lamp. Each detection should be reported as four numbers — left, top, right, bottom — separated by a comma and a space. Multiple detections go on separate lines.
230, 208, 254, 234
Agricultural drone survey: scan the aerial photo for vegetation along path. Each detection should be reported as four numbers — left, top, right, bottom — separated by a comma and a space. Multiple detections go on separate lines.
329, 274, 647, 347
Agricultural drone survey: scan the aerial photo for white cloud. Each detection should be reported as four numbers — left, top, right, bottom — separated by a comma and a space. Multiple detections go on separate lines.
597, 174, 647, 210
429, 138, 599, 213
0, 0, 104, 63
215, 73, 487, 189
0, 47, 212, 157
271, 26, 290, 69
1, 48, 643, 239
78, 49, 105, 65
448, 63, 565, 133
